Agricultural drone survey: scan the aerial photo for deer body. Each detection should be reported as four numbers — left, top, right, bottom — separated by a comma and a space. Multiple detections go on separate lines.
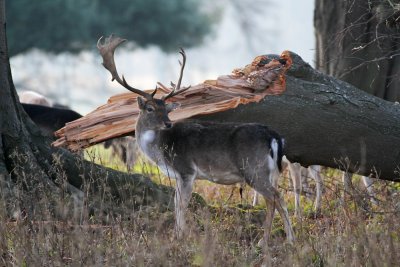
137, 119, 282, 186
97, 34, 295, 244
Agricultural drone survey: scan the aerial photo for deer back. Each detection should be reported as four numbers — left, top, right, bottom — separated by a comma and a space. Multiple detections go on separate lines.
137, 119, 284, 184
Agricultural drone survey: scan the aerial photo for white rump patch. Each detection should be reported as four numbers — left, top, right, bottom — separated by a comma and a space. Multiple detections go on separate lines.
267, 138, 279, 184
270, 138, 278, 165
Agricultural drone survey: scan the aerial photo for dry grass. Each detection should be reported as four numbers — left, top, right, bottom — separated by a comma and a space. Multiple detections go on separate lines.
1, 147, 399, 266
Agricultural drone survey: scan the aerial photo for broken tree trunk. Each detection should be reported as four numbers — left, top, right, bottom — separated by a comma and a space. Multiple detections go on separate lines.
54, 52, 400, 181
200, 53, 400, 181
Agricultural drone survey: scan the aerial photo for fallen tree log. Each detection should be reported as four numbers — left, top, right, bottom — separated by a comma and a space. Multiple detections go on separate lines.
54, 51, 400, 181
200, 53, 400, 181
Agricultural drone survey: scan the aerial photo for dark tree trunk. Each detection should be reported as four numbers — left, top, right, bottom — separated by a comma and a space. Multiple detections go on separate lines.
314, 0, 400, 101
197, 53, 400, 181
0, 0, 173, 220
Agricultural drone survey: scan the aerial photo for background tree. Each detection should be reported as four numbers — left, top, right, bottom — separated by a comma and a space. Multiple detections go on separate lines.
1, 1, 175, 220
315, 0, 400, 101
7, 0, 219, 56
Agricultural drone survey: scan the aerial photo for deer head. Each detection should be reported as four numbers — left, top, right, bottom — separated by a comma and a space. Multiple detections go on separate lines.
136, 97, 179, 130
97, 34, 189, 130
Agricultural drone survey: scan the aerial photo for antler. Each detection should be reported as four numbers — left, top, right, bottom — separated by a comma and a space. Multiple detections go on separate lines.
97, 34, 153, 100
162, 48, 191, 100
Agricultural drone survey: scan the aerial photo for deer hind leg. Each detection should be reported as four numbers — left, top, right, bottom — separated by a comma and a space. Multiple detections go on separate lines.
308, 165, 323, 214
270, 190, 295, 243
342, 171, 354, 204
361, 176, 377, 205
262, 197, 276, 244
252, 164, 281, 206
249, 170, 294, 245
288, 162, 302, 218
174, 174, 195, 238
252, 153, 288, 207
256, 186, 295, 245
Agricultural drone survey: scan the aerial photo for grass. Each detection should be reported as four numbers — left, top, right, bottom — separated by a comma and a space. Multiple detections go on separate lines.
1, 146, 400, 266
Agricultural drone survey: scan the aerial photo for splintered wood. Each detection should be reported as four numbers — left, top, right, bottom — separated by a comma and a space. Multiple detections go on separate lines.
52, 51, 292, 151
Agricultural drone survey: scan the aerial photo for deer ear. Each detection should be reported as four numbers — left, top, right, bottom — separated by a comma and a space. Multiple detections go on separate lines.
166, 102, 180, 113
137, 97, 146, 110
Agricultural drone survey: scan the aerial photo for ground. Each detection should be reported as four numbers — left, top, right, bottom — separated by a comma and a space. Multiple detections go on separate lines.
1, 145, 399, 266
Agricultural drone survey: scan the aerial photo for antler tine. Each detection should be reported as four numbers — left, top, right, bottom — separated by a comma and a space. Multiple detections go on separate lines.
162, 48, 190, 100
175, 48, 186, 90
150, 86, 158, 97
97, 35, 152, 99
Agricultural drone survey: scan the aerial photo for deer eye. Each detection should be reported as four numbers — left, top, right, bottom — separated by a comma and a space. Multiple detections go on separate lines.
146, 107, 155, 112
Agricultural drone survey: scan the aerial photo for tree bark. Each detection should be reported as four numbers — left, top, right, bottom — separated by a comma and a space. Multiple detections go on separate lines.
314, 0, 400, 102
197, 52, 400, 181
0, 0, 173, 220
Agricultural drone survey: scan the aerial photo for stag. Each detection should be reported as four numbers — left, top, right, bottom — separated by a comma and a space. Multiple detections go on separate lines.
97, 35, 295, 245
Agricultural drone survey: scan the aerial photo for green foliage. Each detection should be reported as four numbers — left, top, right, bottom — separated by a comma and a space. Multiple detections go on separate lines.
6, 0, 219, 56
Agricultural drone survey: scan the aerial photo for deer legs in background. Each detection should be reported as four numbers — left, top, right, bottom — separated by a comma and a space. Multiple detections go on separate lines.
252, 157, 323, 218
103, 136, 138, 171
253, 157, 377, 217
342, 172, 377, 207
286, 160, 323, 217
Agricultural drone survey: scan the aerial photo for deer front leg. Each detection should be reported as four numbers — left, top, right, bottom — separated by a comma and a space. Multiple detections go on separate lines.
174, 175, 194, 238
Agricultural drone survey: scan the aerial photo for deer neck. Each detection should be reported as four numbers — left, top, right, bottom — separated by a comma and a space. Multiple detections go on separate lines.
135, 119, 164, 163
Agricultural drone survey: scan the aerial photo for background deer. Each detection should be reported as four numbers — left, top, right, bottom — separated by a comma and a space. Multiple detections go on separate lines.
21, 103, 82, 137
252, 157, 323, 217
19, 91, 82, 138
253, 159, 376, 217
282, 158, 323, 217
97, 35, 295, 244
19, 90, 52, 107
279, 162, 376, 216
103, 136, 138, 171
